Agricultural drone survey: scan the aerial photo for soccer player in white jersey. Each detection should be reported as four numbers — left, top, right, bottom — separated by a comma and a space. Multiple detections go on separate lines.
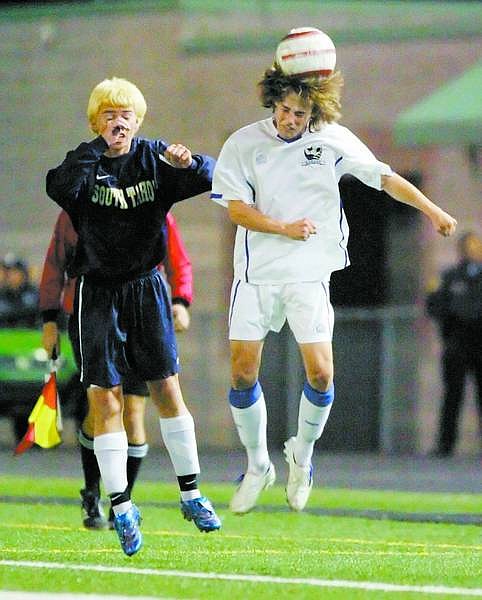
211, 60, 457, 514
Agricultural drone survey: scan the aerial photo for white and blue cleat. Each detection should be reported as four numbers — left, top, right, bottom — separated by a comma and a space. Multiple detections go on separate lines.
284, 436, 313, 511
229, 463, 276, 514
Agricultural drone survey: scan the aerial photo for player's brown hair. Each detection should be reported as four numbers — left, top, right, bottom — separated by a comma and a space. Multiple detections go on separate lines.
258, 66, 343, 130
87, 77, 147, 134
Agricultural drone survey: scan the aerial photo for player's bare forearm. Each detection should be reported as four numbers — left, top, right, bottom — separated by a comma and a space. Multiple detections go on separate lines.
228, 200, 285, 233
227, 200, 316, 241
381, 173, 457, 237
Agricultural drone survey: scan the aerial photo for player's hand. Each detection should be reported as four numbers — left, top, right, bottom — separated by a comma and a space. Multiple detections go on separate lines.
172, 303, 190, 332
164, 144, 193, 169
431, 209, 457, 237
284, 218, 317, 241
42, 321, 60, 359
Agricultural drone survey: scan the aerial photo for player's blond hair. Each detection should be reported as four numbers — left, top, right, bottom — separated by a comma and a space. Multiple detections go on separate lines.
87, 77, 147, 134
258, 66, 343, 129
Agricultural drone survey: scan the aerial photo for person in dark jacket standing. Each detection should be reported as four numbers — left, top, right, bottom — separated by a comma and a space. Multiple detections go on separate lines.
0, 254, 39, 328
46, 76, 220, 556
426, 231, 482, 457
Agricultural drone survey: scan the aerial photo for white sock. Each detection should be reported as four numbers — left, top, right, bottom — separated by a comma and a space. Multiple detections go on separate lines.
230, 393, 270, 474
159, 414, 200, 476
180, 489, 201, 501
294, 392, 333, 467
93, 431, 128, 495
112, 501, 132, 516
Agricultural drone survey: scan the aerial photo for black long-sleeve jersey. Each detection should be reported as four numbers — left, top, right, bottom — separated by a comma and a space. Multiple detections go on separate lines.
46, 136, 214, 282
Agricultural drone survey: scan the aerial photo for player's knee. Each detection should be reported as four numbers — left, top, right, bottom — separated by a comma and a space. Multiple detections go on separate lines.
306, 369, 333, 392
232, 370, 259, 390
90, 391, 122, 422
99, 400, 121, 421
231, 361, 258, 389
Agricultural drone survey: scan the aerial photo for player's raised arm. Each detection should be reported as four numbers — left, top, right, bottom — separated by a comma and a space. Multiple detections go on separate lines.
381, 173, 457, 237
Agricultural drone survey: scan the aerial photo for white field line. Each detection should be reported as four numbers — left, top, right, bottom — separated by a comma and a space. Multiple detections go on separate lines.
0, 594, 173, 600
1, 560, 482, 597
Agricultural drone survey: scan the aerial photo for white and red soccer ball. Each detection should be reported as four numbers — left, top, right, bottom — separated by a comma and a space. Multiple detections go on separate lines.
275, 27, 336, 78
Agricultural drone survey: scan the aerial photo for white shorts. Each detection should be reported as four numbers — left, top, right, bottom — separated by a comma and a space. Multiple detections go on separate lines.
228, 279, 334, 343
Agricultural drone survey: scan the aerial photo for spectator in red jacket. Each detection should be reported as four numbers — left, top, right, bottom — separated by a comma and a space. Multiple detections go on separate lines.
39, 209, 193, 529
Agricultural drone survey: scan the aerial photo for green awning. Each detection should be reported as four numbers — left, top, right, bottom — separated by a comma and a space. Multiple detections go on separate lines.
394, 62, 482, 147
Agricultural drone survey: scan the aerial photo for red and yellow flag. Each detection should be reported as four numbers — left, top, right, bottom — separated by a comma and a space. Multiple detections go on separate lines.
14, 371, 62, 455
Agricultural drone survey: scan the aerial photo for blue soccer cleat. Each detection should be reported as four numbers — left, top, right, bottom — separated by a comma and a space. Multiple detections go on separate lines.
113, 504, 143, 556
180, 496, 221, 532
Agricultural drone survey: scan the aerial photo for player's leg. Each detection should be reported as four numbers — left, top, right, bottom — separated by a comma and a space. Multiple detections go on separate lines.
229, 339, 275, 513
284, 341, 334, 504
67, 312, 107, 529
122, 373, 149, 497
230, 340, 269, 473
95, 384, 148, 529
78, 392, 108, 529
228, 281, 277, 514
77, 276, 142, 555
123, 393, 148, 495
91, 385, 129, 509
294, 342, 334, 461
436, 343, 466, 456
129, 269, 219, 532
91, 384, 142, 555
284, 281, 335, 511
149, 375, 221, 532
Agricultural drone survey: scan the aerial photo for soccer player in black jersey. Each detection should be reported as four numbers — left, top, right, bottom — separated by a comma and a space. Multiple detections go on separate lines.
46, 77, 221, 556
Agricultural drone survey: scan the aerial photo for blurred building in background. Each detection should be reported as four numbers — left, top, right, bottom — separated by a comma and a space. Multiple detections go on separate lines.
0, 1, 480, 454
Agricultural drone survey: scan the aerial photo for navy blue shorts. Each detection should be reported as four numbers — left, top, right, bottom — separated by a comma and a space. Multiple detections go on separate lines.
68, 316, 149, 396
74, 269, 179, 388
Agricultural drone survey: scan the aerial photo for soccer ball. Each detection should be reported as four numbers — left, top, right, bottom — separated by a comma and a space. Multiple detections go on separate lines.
275, 27, 336, 78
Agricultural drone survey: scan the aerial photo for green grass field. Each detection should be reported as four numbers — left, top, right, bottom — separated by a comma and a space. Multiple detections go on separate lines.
0, 476, 481, 599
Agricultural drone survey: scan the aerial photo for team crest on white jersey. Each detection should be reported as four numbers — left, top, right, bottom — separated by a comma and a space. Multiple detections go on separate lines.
302, 144, 325, 166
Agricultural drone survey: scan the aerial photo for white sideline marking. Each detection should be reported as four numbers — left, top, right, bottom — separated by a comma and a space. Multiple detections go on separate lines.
0, 594, 170, 600
1, 560, 482, 597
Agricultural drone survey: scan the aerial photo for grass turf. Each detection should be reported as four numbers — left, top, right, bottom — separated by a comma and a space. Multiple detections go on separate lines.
0, 476, 481, 599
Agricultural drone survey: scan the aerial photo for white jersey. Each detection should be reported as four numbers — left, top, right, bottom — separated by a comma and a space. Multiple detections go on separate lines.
211, 118, 392, 284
